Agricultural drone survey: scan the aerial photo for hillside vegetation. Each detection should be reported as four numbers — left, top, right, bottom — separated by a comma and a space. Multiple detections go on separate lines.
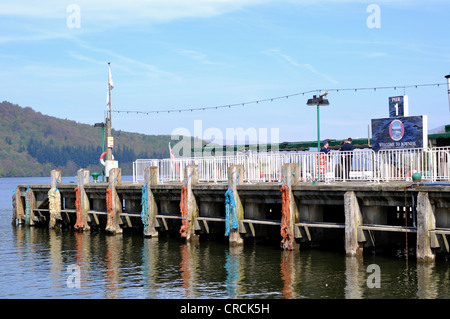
0, 101, 175, 177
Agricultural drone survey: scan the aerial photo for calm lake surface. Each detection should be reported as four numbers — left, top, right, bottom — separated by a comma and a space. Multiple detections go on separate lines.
0, 177, 449, 299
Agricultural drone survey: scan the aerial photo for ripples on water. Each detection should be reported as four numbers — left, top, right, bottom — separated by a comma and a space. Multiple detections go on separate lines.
1, 177, 449, 299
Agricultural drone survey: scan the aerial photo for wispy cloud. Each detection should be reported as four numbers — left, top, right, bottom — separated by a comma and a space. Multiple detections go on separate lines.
0, 1, 267, 25
178, 49, 222, 65
263, 48, 339, 84
68, 51, 105, 66
70, 42, 182, 82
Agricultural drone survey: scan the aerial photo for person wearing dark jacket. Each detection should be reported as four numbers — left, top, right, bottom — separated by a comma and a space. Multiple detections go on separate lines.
339, 138, 354, 180
320, 140, 331, 154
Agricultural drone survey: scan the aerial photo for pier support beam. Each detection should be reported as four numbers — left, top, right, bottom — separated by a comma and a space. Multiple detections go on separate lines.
281, 163, 300, 251
416, 192, 436, 262
75, 169, 91, 231
48, 169, 62, 228
105, 168, 123, 235
184, 165, 199, 243
143, 166, 159, 238
344, 191, 363, 257
228, 165, 244, 246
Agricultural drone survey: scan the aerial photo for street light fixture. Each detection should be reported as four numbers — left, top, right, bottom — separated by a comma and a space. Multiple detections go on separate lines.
307, 91, 329, 182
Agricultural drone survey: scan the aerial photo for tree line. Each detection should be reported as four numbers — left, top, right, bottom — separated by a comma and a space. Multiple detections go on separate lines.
26, 138, 166, 168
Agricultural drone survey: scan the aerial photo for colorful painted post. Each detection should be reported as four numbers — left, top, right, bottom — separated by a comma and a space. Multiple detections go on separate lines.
228, 165, 244, 246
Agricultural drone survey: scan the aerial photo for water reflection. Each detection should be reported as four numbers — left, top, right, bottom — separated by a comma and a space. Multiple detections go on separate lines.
416, 262, 437, 299
225, 246, 245, 298
141, 238, 159, 298
104, 235, 123, 298
49, 229, 63, 293
280, 251, 295, 299
7, 224, 450, 299
344, 257, 364, 299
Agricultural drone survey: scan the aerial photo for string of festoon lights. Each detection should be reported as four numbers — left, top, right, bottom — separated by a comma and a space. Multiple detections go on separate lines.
112, 82, 447, 116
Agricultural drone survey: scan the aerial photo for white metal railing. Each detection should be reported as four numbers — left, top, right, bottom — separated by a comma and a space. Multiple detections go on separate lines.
133, 147, 450, 184
376, 148, 431, 182
430, 147, 450, 181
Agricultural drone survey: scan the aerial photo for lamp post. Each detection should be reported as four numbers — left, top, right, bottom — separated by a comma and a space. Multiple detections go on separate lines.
307, 92, 329, 182
445, 74, 450, 113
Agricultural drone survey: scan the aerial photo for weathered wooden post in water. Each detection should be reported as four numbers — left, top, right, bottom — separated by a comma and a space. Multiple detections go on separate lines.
180, 165, 199, 242
105, 168, 123, 235
13, 186, 25, 225
74, 169, 90, 231
48, 169, 62, 228
280, 163, 300, 251
344, 191, 364, 257
142, 166, 159, 237
416, 192, 436, 262
228, 165, 244, 246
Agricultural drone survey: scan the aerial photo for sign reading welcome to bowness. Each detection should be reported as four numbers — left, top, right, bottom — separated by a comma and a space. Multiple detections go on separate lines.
371, 115, 428, 152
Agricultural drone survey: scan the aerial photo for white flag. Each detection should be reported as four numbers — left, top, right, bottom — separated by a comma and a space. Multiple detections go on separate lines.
107, 63, 114, 107
108, 64, 114, 90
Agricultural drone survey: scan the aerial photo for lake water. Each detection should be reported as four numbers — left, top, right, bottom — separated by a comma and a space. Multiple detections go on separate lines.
0, 177, 449, 300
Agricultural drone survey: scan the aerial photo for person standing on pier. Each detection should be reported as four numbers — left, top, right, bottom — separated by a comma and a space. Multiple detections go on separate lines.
320, 140, 331, 154
339, 137, 354, 180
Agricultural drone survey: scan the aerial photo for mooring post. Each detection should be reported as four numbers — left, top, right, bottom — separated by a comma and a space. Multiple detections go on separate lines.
23, 186, 36, 226
75, 169, 91, 231
281, 163, 300, 251
143, 166, 159, 237
13, 187, 25, 225
228, 165, 244, 246
51, 169, 62, 189
344, 191, 363, 257
48, 169, 62, 228
184, 165, 199, 242
416, 192, 436, 262
106, 167, 123, 235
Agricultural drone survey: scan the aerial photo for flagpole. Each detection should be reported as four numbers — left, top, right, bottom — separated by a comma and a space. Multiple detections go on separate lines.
106, 62, 113, 163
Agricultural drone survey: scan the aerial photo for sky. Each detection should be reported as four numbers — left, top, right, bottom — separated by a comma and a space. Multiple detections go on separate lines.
1, 0, 450, 147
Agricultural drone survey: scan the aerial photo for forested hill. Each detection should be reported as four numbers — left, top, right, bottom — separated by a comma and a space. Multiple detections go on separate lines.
0, 101, 175, 177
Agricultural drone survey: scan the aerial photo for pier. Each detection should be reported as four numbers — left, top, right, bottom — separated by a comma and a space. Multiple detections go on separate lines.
11, 150, 450, 262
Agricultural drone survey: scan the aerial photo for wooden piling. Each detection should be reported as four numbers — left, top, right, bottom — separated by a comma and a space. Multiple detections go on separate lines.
13, 187, 24, 225
228, 165, 244, 246
48, 169, 62, 228
143, 166, 159, 237
416, 192, 436, 262
75, 169, 90, 231
25, 187, 36, 226
105, 168, 123, 235
281, 163, 300, 251
184, 165, 199, 243
344, 191, 363, 257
